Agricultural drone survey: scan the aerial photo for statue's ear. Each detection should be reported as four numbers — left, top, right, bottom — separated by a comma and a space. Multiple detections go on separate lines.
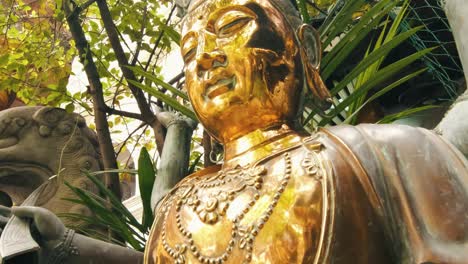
297, 24, 331, 102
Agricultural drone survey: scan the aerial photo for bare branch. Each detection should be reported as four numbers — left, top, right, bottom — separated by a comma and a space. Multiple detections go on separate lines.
96, 0, 166, 154
168, 71, 184, 85
63, 0, 121, 199
305, 0, 328, 16
106, 107, 144, 121
139, 5, 176, 83
116, 122, 147, 157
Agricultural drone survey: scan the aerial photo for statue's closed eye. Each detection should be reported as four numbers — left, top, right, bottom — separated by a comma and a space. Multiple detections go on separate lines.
183, 48, 196, 63
182, 37, 197, 63
214, 9, 256, 38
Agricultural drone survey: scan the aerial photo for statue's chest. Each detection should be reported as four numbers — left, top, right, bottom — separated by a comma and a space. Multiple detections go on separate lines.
148, 141, 330, 264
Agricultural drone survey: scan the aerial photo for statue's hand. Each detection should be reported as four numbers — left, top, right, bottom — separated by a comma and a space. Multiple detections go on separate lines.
13, 206, 66, 244
0, 206, 10, 235
0, 205, 66, 249
0, 205, 143, 264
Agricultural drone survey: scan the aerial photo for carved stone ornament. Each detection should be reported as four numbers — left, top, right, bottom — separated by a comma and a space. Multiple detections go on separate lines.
0, 106, 102, 224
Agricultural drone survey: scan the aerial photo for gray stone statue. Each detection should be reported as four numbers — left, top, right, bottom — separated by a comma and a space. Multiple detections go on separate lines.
0, 106, 101, 224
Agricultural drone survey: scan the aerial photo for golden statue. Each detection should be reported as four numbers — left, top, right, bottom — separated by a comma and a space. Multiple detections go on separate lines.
0, 0, 466, 263
144, 0, 468, 263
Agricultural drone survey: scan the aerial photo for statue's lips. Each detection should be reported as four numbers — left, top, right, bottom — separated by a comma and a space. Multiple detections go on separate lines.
204, 76, 236, 99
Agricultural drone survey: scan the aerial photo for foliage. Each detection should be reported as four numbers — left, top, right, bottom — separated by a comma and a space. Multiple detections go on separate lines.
0, 0, 75, 106
76, 0, 177, 108
137, 147, 156, 230
69, 0, 185, 157
62, 172, 146, 250
126, 66, 196, 121
1, 0, 182, 154
61, 148, 157, 250
298, 0, 435, 128
60, 144, 206, 250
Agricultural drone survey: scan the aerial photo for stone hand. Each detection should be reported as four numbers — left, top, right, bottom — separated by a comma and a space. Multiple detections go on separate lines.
0, 206, 10, 235
0, 205, 144, 264
0, 205, 66, 249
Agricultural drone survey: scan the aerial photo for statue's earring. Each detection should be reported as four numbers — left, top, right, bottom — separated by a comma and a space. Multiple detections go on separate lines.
297, 24, 332, 103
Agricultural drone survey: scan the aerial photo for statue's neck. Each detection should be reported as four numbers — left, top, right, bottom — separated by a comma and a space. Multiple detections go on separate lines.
223, 124, 301, 169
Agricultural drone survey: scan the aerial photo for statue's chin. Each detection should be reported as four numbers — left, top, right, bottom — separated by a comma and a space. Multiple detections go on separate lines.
203, 114, 285, 144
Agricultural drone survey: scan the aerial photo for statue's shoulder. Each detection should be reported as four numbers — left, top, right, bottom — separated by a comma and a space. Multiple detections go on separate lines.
317, 124, 446, 180
322, 123, 435, 147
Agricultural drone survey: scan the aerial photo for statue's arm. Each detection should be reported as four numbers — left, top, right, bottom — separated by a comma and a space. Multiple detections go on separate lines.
65, 233, 144, 264
8, 206, 143, 264
327, 124, 468, 263
150, 112, 197, 211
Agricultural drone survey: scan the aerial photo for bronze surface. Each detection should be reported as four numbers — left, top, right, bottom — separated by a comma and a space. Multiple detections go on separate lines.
146, 132, 331, 263
145, 0, 468, 263
181, 0, 303, 143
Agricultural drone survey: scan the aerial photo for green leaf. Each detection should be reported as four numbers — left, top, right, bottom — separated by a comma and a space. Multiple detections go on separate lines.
345, 1, 410, 124
343, 68, 427, 124
329, 26, 424, 96
377, 105, 440, 124
321, 1, 398, 77
154, 19, 180, 45
316, 47, 435, 126
296, 0, 310, 23
65, 103, 75, 113
320, 0, 367, 46
385, 0, 410, 45
82, 173, 145, 231
188, 152, 202, 175
128, 79, 197, 121
63, 173, 150, 250
88, 169, 138, 176
0, 54, 9, 66
126, 65, 188, 100
138, 147, 156, 229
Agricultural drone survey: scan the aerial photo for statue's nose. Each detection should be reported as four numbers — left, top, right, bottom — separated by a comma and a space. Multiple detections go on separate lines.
196, 50, 227, 73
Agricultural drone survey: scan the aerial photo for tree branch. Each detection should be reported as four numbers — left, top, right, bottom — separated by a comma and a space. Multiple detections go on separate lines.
63, 0, 121, 199
116, 122, 147, 157
139, 5, 176, 83
105, 107, 144, 121
168, 71, 184, 85
305, 0, 328, 16
96, 0, 165, 154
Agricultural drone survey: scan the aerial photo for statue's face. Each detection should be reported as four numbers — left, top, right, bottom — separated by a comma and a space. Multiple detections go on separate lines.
181, 0, 303, 143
